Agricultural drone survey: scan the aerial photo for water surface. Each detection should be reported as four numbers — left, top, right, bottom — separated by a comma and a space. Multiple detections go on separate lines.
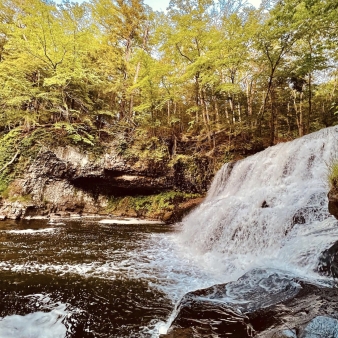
0, 218, 219, 338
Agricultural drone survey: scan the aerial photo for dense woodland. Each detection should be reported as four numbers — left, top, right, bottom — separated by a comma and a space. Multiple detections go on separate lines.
1, 0, 338, 173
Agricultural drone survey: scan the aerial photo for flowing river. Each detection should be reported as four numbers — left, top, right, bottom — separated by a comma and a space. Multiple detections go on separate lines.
0, 218, 224, 337
1, 126, 338, 337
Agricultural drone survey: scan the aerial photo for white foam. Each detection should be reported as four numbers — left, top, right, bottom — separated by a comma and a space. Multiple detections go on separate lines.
5, 228, 57, 234
99, 218, 165, 225
0, 301, 68, 338
179, 126, 338, 279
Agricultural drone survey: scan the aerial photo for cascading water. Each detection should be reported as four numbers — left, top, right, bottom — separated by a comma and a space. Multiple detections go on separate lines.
157, 126, 338, 337
179, 126, 338, 282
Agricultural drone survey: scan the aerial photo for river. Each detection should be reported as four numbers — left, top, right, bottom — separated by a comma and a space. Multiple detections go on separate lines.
0, 218, 222, 338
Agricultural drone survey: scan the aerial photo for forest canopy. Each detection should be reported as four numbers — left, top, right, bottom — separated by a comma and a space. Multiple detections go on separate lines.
1, 0, 338, 157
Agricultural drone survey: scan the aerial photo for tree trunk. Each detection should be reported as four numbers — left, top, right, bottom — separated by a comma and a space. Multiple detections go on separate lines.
307, 72, 312, 134
269, 90, 276, 146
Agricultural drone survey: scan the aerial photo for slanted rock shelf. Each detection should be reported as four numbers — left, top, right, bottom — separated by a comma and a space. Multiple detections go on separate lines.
160, 269, 338, 338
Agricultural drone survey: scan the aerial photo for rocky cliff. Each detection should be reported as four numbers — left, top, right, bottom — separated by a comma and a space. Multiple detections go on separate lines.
0, 146, 209, 220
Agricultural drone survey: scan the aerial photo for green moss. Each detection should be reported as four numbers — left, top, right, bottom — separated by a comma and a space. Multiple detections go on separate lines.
169, 154, 215, 193
8, 194, 32, 203
106, 191, 201, 219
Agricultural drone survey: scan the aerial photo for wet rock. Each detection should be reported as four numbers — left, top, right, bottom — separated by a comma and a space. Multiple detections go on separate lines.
162, 269, 338, 338
300, 316, 338, 338
272, 329, 297, 338
317, 240, 338, 278
292, 210, 306, 225
162, 211, 173, 222
328, 188, 338, 220
164, 198, 204, 224
262, 201, 269, 208
160, 301, 252, 338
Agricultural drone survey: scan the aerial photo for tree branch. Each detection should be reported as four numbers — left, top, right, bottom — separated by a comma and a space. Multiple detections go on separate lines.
176, 43, 193, 63
0, 150, 20, 174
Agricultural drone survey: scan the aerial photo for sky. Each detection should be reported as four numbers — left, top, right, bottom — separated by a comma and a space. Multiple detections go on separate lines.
144, 0, 262, 11
54, 0, 262, 11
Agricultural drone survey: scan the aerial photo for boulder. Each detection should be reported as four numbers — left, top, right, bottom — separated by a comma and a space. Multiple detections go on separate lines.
163, 197, 204, 223
317, 240, 338, 278
328, 188, 338, 220
161, 268, 338, 338
0, 201, 26, 220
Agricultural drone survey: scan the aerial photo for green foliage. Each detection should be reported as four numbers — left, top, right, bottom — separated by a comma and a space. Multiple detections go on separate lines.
54, 122, 95, 146
1, 0, 338, 203
106, 191, 201, 218
120, 131, 169, 162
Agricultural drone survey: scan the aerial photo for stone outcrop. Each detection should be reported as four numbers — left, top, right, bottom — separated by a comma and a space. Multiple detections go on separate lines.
317, 240, 338, 278
163, 197, 204, 223
160, 268, 338, 338
328, 187, 338, 220
0, 146, 206, 220
0, 201, 27, 220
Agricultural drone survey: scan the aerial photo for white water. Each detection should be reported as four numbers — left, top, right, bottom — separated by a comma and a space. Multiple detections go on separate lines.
1, 127, 338, 337
179, 126, 338, 282
0, 295, 72, 338
152, 127, 338, 336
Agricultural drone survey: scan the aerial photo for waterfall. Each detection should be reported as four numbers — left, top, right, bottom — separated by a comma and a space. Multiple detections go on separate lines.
179, 126, 338, 281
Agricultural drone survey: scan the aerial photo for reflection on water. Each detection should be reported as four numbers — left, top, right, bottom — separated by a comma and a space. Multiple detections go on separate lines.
0, 219, 219, 338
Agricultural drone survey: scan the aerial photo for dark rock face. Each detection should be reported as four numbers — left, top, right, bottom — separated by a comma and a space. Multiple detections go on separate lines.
160, 269, 338, 338
0, 147, 173, 217
317, 240, 338, 278
328, 188, 338, 220
0, 146, 208, 219
24, 148, 174, 196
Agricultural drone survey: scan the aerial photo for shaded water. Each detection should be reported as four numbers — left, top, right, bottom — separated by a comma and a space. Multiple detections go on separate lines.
0, 219, 221, 337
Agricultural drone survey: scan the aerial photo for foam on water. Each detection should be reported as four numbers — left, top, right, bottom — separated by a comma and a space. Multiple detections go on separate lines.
4, 228, 58, 234
0, 294, 72, 338
179, 126, 338, 282
99, 218, 165, 225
